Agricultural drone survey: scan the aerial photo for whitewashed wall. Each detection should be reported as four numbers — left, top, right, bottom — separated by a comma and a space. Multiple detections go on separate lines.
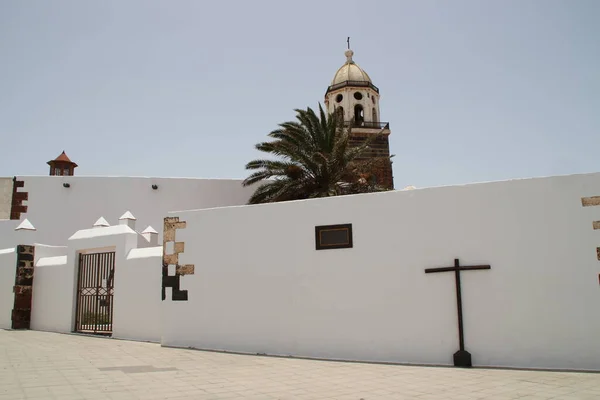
30, 224, 138, 333
30, 221, 162, 340
0, 247, 16, 329
112, 246, 162, 343
0, 176, 254, 248
161, 172, 600, 371
30, 245, 69, 333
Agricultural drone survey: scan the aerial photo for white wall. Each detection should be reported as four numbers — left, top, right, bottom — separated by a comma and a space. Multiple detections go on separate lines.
30, 225, 139, 333
161, 172, 600, 371
112, 247, 162, 343
0, 247, 16, 329
30, 216, 162, 341
0, 176, 255, 248
30, 245, 69, 333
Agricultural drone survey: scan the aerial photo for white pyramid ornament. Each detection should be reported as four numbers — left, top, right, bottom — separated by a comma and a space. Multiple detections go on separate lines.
118, 211, 136, 230
141, 226, 158, 234
93, 217, 110, 228
119, 211, 137, 220
15, 219, 36, 231
141, 225, 159, 245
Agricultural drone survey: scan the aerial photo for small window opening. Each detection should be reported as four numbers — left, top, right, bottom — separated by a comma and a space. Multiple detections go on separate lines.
354, 105, 364, 125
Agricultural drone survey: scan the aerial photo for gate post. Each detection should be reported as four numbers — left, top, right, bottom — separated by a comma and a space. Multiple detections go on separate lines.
11, 244, 35, 329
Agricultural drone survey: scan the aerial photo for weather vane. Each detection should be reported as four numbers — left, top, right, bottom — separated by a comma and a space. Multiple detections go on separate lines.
347, 37, 350, 49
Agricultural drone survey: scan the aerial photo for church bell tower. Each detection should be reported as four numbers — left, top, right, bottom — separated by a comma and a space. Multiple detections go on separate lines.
324, 45, 394, 189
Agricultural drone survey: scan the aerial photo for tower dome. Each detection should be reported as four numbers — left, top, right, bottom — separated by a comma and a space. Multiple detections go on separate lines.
324, 47, 381, 121
330, 50, 372, 85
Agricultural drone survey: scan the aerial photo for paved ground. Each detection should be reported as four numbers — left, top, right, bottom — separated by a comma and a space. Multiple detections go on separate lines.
1, 330, 599, 400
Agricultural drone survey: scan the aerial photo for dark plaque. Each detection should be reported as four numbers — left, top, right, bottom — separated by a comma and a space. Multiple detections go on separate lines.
315, 224, 353, 250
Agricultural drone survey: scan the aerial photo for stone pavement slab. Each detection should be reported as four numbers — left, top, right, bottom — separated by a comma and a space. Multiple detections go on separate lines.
1, 330, 599, 399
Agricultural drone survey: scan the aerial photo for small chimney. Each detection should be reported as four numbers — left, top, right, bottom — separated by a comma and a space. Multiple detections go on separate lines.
141, 226, 159, 246
93, 217, 110, 228
118, 211, 136, 230
47, 151, 78, 176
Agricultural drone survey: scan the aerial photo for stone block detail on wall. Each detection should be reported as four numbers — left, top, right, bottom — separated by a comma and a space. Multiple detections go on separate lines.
162, 217, 194, 301
581, 196, 600, 262
12, 245, 35, 329
582, 196, 600, 207
10, 177, 28, 220
0, 177, 13, 220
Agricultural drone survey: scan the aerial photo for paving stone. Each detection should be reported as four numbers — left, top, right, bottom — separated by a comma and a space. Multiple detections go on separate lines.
1, 329, 599, 399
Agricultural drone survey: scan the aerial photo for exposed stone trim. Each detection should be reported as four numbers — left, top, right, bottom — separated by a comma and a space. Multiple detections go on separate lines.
10, 177, 28, 220
176, 265, 195, 275
581, 196, 600, 263
162, 217, 194, 301
581, 196, 600, 207
12, 245, 35, 329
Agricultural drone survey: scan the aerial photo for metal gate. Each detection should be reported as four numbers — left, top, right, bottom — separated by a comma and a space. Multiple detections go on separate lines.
74, 251, 115, 335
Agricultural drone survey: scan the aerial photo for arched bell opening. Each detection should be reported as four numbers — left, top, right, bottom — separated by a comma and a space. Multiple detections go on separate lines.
354, 104, 364, 126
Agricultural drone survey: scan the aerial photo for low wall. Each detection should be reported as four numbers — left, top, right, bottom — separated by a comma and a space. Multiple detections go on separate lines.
112, 246, 162, 343
30, 245, 70, 332
161, 172, 600, 371
30, 227, 162, 340
0, 247, 16, 329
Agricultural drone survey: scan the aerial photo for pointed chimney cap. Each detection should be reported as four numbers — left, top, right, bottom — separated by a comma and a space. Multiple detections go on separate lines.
93, 217, 110, 227
141, 225, 158, 234
15, 219, 36, 231
47, 151, 78, 167
119, 211, 137, 220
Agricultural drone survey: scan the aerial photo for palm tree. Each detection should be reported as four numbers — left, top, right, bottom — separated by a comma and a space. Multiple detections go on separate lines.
242, 104, 393, 204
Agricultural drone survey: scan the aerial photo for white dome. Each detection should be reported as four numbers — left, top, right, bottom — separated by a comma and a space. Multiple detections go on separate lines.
331, 49, 372, 85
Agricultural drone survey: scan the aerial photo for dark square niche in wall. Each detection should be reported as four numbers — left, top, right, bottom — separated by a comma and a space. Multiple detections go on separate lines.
315, 224, 353, 250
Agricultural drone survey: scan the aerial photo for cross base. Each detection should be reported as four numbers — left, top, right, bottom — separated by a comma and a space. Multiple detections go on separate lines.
453, 350, 472, 367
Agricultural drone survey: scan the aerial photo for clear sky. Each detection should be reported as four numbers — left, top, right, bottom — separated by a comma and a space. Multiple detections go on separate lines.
1, 0, 598, 189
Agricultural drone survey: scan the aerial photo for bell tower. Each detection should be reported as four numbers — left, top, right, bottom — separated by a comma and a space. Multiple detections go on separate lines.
324, 44, 393, 189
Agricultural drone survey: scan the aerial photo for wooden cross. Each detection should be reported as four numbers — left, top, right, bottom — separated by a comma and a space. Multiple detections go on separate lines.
425, 258, 491, 367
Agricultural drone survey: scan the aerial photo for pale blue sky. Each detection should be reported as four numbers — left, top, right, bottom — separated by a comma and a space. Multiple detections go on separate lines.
1, 0, 598, 189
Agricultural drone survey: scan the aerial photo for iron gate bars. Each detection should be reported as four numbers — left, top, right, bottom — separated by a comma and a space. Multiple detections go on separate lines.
74, 251, 115, 335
